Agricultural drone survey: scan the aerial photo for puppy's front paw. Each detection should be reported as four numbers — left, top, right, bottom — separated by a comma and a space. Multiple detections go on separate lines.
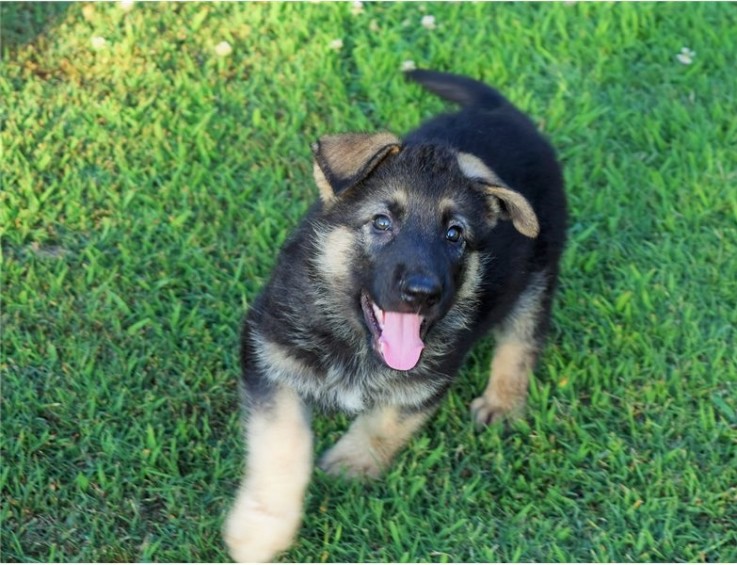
319, 439, 384, 479
224, 495, 301, 563
470, 393, 524, 428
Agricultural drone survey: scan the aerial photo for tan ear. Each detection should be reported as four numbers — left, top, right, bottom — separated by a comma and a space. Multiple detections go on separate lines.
484, 185, 540, 238
457, 152, 540, 238
312, 133, 401, 203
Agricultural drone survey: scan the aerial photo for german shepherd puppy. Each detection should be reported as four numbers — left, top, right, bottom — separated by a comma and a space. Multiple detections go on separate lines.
224, 70, 567, 562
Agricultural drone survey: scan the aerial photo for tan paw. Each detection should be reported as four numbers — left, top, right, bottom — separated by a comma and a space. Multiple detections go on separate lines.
470, 394, 524, 428
223, 496, 301, 563
318, 440, 385, 479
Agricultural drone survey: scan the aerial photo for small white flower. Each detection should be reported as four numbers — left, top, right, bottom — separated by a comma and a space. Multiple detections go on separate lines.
421, 15, 436, 30
351, 1, 364, 15
215, 41, 233, 57
329, 38, 344, 51
401, 60, 417, 72
676, 47, 695, 65
119, 0, 134, 12
90, 36, 107, 50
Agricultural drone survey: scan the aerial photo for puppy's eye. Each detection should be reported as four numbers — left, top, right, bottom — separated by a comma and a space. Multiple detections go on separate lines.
446, 225, 463, 243
373, 214, 392, 231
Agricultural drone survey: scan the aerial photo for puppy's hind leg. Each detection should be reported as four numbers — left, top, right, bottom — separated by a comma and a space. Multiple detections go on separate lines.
471, 272, 553, 427
224, 384, 313, 563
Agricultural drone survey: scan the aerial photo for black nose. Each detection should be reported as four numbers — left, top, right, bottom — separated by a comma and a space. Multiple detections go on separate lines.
401, 274, 442, 308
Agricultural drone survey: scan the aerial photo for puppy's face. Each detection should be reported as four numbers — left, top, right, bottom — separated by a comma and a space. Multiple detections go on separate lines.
313, 135, 539, 371
344, 147, 486, 370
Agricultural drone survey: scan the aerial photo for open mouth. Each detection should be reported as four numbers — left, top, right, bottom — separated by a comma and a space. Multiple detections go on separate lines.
361, 291, 425, 371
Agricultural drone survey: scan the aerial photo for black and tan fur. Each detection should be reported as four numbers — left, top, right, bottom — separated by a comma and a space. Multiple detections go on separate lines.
224, 70, 567, 562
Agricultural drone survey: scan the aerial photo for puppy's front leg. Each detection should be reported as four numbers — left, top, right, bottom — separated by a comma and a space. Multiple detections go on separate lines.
319, 404, 434, 479
472, 272, 552, 426
224, 384, 313, 563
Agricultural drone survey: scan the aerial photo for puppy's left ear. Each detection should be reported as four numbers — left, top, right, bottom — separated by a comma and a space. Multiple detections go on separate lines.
312, 133, 401, 204
457, 152, 540, 238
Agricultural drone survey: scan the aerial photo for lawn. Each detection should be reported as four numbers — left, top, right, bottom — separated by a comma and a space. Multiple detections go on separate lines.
2, 1, 736, 562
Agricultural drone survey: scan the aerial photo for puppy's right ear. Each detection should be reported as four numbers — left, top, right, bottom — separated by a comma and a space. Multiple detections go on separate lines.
312, 133, 401, 203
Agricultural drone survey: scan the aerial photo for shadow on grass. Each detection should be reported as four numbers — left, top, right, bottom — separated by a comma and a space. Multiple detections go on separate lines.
1, 2, 70, 54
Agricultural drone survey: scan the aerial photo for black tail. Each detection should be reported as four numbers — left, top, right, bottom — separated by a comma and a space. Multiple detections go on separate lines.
404, 69, 509, 110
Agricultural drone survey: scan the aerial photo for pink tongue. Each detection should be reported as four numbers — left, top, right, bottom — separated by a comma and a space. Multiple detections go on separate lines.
378, 312, 424, 371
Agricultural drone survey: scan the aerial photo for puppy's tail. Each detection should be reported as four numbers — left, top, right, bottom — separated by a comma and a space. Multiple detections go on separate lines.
404, 69, 509, 110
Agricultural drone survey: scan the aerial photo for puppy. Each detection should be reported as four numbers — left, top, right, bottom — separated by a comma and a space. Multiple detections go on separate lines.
224, 69, 567, 562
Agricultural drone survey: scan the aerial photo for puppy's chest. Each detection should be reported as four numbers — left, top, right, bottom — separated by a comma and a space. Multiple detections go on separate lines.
285, 354, 441, 414
326, 363, 408, 412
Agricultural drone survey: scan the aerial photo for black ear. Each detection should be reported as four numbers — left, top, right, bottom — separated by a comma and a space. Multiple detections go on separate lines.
312, 133, 401, 203
456, 152, 540, 238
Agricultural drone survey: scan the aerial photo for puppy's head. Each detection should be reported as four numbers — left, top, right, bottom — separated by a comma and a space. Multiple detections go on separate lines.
312, 133, 538, 371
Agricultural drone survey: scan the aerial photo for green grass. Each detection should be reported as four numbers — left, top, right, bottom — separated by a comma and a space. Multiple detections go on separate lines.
2, 2, 736, 562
